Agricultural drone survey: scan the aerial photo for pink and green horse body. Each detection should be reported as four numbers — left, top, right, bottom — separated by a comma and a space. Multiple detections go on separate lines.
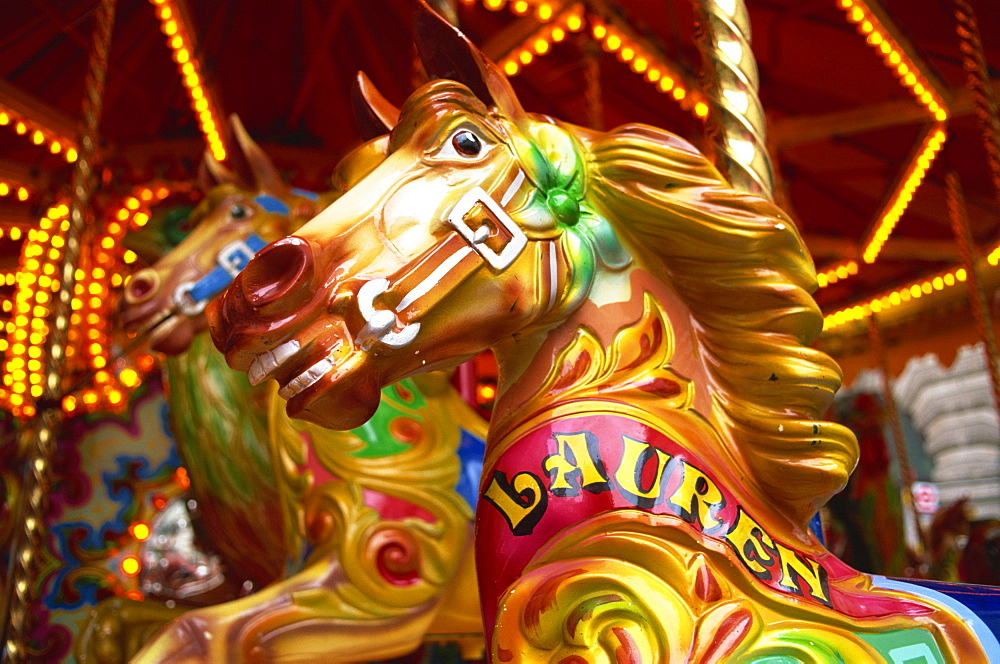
81, 118, 487, 663
212, 8, 1000, 663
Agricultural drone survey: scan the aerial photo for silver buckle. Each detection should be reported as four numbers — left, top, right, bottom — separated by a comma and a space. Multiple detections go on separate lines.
447, 186, 527, 271
217, 239, 258, 278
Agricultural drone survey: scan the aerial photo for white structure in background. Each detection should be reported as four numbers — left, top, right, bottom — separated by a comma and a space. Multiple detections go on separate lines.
893, 343, 1000, 520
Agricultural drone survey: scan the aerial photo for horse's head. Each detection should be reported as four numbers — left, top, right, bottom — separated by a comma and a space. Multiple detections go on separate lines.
121, 116, 328, 354
209, 7, 624, 429
211, 6, 857, 527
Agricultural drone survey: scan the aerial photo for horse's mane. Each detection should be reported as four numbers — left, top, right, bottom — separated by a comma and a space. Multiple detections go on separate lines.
586, 124, 859, 524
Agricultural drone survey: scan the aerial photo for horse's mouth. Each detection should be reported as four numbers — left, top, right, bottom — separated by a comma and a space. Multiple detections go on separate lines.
246, 324, 356, 402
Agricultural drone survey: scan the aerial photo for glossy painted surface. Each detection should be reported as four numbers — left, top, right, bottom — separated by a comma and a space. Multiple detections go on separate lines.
210, 5, 995, 663
81, 118, 488, 663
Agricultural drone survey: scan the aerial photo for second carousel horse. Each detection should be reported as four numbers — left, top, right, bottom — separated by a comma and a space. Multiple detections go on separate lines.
80, 116, 487, 663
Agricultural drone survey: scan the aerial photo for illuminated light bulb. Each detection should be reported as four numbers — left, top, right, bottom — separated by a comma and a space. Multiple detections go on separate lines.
120, 555, 141, 576
170, 35, 183, 49
817, 274, 829, 287
836, 265, 849, 279
620, 47, 635, 62
904, 73, 917, 86
181, 62, 195, 76
504, 60, 519, 76
15, 122, 26, 135
139, 188, 153, 201
108, 389, 122, 405
646, 68, 661, 82
519, 50, 533, 65
848, 261, 859, 275
211, 145, 227, 160
484, 0, 503, 9
869, 31, 883, 45
16, 187, 28, 201
120, 368, 140, 388
31, 130, 44, 145
190, 86, 204, 100
175, 48, 190, 64
156, 186, 170, 199
957, 268, 967, 281
0, 112, 8, 124
632, 57, 648, 73
133, 212, 150, 227
920, 91, 932, 104
551, 27, 566, 42
888, 51, 901, 64
694, 102, 709, 118
909, 284, 922, 298
537, 3, 553, 21
163, 20, 178, 35
913, 83, 925, 95
897, 62, 909, 76
117, 208, 130, 221
66, 147, 78, 162
0, 183, 7, 195
859, 20, 873, 34
567, 13, 583, 32
185, 71, 200, 88
879, 41, 891, 55
944, 273, 955, 286
932, 276, 944, 290
592, 24, 607, 40
125, 197, 140, 210
849, 7, 864, 22
131, 522, 151, 541
934, 109, 948, 121
672, 86, 686, 100
176, 467, 191, 489
920, 281, 932, 294
512, 0, 528, 14
157, 5, 172, 20
870, 300, 882, 313
533, 38, 550, 55
606, 34, 622, 51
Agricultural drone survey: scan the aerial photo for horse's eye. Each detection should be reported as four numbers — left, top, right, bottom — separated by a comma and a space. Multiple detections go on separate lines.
230, 204, 252, 219
452, 130, 482, 157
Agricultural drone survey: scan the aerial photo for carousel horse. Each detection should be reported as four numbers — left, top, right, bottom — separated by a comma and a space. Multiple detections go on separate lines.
211, 7, 1000, 662
79, 116, 487, 662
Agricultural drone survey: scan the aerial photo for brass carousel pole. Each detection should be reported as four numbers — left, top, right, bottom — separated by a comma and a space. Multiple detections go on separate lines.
1, 0, 116, 661
951, 0, 1000, 413
692, 0, 774, 201
945, 168, 1000, 414
953, 0, 1000, 207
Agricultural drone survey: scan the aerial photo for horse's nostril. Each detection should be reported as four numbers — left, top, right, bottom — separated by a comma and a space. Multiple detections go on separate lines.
125, 269, 159, 304
242, 236, 314, 307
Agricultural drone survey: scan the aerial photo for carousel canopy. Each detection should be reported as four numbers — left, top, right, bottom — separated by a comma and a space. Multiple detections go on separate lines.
1, 0, 1000, 399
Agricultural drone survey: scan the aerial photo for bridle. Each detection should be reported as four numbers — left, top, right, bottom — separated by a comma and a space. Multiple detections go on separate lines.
173, 191, 317, 316
355, 165, 537, 350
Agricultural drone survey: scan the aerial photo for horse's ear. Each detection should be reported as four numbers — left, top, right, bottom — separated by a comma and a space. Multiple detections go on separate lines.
352, 72, 400, 140
199, 151, 239, 191
226, 114, 283, 193
414, 1, 525, 120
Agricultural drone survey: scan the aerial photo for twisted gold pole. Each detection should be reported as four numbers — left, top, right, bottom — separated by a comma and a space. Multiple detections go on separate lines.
693, 0, 774, 201
2, 1, 116, 660
946, 169, 1000, 416
953, 0, 1000, 206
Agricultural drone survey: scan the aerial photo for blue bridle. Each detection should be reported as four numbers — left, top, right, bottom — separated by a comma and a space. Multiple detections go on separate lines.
173, 191, 315, 316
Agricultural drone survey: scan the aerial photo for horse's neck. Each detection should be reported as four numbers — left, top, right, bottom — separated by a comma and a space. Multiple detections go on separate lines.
491, 268, 709, 439
489, 268, 810, 542
164, 333, 277, 503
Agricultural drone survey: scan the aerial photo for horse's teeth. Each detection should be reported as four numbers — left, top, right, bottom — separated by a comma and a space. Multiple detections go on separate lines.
278, 356, 334, 400
248, 339, 300, 386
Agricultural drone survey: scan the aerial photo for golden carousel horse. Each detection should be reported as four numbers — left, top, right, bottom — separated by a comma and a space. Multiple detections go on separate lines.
79, 116, 487, 662
211, 6, 1000, 663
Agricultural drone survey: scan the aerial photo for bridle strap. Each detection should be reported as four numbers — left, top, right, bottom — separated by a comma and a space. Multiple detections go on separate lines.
175, 232, 269, 315
355, 168, 531, 349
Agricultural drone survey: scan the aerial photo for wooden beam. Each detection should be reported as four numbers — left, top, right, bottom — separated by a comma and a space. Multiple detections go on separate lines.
0, 77, 78, 144
805, 234, 960, 263
771, 80, 1000, 149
